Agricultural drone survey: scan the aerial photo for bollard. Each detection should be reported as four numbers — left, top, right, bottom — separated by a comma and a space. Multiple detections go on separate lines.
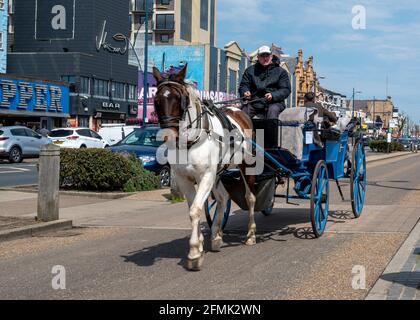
37, 144, 61, 222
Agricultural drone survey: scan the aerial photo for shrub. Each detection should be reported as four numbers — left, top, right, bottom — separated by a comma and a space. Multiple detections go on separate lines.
60, 149, 160, 192
368, 140, 405, 153
122, 153, 160, 192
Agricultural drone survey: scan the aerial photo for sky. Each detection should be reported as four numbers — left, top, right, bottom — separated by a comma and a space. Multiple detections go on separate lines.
217, 0, 420, 124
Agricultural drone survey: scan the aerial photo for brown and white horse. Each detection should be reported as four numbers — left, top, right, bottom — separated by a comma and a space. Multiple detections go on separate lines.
153, 65, 258, 271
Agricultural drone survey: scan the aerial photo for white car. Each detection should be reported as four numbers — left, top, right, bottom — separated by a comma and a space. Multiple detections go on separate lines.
98, 124, 140, 146
0, 126, 52, 163
49, 128, 109, 149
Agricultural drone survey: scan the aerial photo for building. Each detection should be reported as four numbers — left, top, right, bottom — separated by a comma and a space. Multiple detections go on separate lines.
366, 97, 395, 131
0, 0, 7, 73
130, 0, 216, 46
7, 0, 138, 131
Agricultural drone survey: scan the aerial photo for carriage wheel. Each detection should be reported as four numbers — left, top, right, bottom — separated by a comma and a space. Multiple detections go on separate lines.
204, 197, 232, 230
310, 161, 330, 238
351, 141, 366, 218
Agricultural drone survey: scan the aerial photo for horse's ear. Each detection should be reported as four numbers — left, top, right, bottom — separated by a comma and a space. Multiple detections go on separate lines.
153, 67, 163, 83
174, 64, 188, 82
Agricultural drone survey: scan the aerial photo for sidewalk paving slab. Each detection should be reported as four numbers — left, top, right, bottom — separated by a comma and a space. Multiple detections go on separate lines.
366, 218, 420, 300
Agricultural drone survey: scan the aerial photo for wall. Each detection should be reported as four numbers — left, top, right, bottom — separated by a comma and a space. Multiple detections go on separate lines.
149, 44, 206, 89
0, 0, 8, 73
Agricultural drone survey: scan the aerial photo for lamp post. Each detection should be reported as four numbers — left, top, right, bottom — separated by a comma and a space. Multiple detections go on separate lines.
142, 0, 150, 125
352, 88, 362, 118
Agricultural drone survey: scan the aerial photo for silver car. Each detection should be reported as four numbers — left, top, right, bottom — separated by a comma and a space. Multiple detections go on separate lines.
0, 126, 52, 163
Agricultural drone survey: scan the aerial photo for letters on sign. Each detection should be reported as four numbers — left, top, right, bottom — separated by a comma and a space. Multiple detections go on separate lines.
0, 78, 68, 113
102, 101, 121, 110
35, 0, 75, 40
96, 21, 128, 55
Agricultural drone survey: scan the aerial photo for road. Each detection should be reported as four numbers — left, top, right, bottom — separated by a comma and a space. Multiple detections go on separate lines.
0, 154, 419, 300
0, 160, 38, 187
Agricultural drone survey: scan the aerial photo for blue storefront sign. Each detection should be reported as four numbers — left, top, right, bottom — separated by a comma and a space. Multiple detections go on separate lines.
0, 77, 70, 115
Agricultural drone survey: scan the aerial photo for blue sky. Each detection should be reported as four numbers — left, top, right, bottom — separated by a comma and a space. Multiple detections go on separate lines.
217, 0, 420, 123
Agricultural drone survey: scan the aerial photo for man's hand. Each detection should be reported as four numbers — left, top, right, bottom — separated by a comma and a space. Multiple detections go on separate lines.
265, 93, 273, 102
244, 91, 252, 99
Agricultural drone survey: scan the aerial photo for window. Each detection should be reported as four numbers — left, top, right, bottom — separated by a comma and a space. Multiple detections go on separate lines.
180, 0, 192, 41
90, 130, 102, 140
76, 129, 92, 138
200, 0, 209, 30
111, 82, 125, 100
10, 129, 27, 137
160, 34, 169, 43
159, 0, 170, 5
133, 0, 153, 11
128, 84, 137, 101
156, 14, 174, 30
0, 32, 3, 51
94, 79, 109, 97
80, 77, 90, 95
0, 0, 4, 10
24, 129, 41, 138
61, 75, 76, 93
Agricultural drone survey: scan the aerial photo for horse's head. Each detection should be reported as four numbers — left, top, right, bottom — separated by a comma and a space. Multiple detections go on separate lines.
153, 65, 190, 133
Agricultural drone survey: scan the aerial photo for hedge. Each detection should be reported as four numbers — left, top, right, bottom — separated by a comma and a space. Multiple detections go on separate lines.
60, 149, 160, 192
368, 140, 405, 153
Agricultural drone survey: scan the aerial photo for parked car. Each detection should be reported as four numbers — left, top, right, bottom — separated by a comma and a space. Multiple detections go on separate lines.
98, 124, 140, 146
49, 128, 109, 149
110, 126, 171, 187
397, 137, 412, 150
0, 126, 52, 163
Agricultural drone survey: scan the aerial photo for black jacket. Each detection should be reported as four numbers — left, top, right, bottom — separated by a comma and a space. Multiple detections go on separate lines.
239, 59, 291, 110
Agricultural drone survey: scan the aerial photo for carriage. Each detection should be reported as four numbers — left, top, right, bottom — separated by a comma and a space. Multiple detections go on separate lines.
205, 105, 367, 238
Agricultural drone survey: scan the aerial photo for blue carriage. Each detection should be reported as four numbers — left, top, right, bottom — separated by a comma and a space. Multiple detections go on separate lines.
205, 107, 367, 238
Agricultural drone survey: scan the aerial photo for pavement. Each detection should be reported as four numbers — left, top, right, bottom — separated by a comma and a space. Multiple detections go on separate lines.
0, 151, 418, 299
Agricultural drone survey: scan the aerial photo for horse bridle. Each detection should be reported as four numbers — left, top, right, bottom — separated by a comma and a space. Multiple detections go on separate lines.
155, 81, 191, 129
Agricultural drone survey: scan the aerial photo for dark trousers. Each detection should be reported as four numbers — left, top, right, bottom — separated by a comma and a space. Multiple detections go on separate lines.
242, 103, 285, 120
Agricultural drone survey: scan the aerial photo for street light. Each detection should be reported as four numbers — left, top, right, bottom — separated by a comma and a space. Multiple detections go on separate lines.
352, 88, 362, 118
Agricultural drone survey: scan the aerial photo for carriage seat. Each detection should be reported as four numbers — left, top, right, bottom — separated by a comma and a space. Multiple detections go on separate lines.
277, 107, 318, 160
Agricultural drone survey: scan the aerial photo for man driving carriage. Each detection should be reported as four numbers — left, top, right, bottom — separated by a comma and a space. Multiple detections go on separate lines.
239, 46, 291, 119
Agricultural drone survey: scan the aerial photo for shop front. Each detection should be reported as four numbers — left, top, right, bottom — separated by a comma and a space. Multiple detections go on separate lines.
0, 75, 70, 130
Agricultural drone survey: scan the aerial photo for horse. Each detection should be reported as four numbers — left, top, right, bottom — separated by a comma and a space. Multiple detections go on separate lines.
153, 65, 257, 271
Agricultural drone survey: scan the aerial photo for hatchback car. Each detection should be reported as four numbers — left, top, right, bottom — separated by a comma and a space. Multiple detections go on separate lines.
110, 126, 171, 187
49, 128, 109, 149
0, 126, 52, 163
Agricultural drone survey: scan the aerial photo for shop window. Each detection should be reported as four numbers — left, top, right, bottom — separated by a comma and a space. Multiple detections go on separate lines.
128, 84, 137, 101
93, 79, 109, 97
111, 82, 125, 100
80, 77, 90, 95
61, 75, 76, 93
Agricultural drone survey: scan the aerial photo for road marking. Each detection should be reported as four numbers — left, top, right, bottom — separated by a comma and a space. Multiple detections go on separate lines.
0, 167, 31, 174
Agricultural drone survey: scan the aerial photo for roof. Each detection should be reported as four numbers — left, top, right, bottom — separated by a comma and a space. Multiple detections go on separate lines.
346, 100, 369, 110
280, 56, 297, 73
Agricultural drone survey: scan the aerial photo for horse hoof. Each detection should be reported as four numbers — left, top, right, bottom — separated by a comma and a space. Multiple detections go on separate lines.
187, 255, 204, 271
245, 237, 256, 246
211, 239, 223, 252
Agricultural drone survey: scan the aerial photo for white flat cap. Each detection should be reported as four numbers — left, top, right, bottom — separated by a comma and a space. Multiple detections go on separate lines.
258, 45, 272, 55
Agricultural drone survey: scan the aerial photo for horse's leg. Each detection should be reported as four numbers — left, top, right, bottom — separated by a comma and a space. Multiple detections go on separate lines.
210, 181, 229, 252
240, 166, 257, 246
185, 171, 216, 271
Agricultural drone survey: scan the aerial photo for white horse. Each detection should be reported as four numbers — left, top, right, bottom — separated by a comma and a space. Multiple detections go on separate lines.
153, 65, 257, 271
